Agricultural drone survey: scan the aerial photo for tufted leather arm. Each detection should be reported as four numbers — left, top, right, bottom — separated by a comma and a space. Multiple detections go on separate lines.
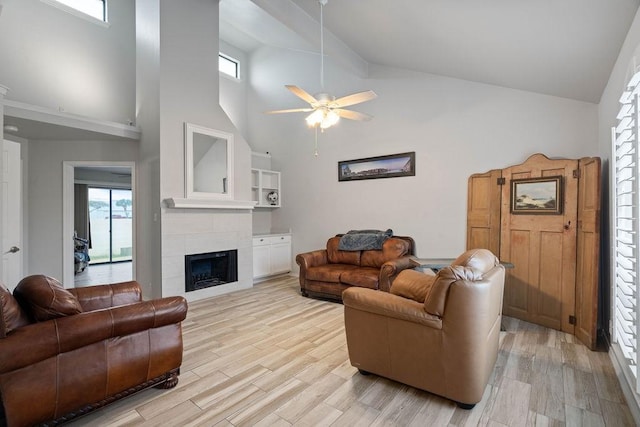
69, 280, 143, 311
0, 296, 187, 374
296, 250, 328, 286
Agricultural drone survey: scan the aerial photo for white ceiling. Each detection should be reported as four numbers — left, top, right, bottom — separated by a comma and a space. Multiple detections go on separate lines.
220, 0, 640, 103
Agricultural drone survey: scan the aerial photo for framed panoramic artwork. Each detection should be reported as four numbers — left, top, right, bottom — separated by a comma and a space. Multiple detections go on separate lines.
510, 176, 563, 214
338, 152, 416, 182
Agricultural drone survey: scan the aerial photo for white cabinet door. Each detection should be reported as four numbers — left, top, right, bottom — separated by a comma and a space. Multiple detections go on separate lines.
253, 245, 271, 279
270, 242, 291, 275
252, 234, 291, 279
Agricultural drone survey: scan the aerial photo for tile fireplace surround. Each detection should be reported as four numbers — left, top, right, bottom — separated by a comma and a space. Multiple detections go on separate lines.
161, 208, 253, 302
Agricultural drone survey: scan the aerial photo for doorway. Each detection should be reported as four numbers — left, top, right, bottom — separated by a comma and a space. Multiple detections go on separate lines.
62, 162, 135, 287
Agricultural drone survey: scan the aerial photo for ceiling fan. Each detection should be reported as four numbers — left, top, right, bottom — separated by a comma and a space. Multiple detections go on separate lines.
265, 0, 377, 131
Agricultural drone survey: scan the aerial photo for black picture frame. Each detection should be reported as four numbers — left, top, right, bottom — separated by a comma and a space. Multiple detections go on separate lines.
338, 152, 416, 182
510, 176, 563, 215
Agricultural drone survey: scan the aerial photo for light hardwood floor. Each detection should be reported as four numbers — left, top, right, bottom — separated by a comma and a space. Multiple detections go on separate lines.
68, 275, 635, 426
74, 261, 132, 287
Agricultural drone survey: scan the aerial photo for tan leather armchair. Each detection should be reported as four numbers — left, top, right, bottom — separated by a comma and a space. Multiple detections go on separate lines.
0, 276, 188, 427
343, 249, 505, 409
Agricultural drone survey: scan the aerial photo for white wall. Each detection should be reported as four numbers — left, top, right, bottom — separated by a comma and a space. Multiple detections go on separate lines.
246, 45, 599, 267
0, 0, 135, 124
27, 140, 138, 280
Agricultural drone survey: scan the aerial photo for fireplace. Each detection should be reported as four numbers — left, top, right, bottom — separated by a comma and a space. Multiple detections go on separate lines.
185, 250, 238, 292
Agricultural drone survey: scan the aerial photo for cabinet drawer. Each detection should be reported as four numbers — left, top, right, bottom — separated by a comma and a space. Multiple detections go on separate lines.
268, 235, 291, 244
253, 235, 291, 246
253, 237, 271, 246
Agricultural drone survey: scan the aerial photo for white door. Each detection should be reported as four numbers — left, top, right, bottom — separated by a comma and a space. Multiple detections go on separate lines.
2, 140, 22, 291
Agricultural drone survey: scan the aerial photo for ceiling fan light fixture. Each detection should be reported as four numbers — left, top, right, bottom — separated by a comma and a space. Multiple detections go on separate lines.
305, 109, 324, 127
305, 108, 340, 129
321, 109, 340, 129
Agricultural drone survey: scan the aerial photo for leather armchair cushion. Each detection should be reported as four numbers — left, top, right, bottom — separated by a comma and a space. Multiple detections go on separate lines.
326, 237, 361, 265
390, 269, 435, 302
14, 275, 83, 322
0, 285, 29, 338
360, 238, 410, 268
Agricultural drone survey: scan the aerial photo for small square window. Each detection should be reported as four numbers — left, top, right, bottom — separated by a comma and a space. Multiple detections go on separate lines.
219, 54, 240, 79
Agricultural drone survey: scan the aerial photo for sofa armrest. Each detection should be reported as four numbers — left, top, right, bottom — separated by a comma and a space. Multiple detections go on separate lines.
342, 287, 442, 329
69, 281, 143, 311
379, 256, 417, 292
0, 296, 187, 374
296, 250, 328, 269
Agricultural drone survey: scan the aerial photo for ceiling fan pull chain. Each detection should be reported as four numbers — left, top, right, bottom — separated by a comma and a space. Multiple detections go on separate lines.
314, 126, 319, 156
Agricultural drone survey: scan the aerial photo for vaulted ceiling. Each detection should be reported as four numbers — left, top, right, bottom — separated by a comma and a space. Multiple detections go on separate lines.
220, 0, 640, 103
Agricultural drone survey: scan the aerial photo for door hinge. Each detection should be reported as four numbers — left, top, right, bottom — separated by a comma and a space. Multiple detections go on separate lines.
497, 177, 506, 185
573, 169, 579, 178
569, 315, 576, 325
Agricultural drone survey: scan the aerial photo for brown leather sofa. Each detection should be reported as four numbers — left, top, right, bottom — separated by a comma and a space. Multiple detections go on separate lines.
296, 235, 415, 301
0, 275, 188, 427
343, 248, 505, 409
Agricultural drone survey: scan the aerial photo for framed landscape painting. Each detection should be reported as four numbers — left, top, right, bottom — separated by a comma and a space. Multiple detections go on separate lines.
338, 152, 415, 182
510, 176, 563, 214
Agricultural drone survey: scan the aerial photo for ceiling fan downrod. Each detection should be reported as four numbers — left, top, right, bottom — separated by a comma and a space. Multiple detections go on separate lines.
319, 0, 327, 91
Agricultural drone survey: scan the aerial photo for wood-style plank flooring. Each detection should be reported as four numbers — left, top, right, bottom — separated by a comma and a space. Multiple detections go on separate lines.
74, 261, 132, 287
68, 275, 635, 426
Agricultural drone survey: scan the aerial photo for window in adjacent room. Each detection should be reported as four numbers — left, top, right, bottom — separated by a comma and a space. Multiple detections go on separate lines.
219, 53, 240, 79
41, 0, 107, 23
612, 70, 640, 398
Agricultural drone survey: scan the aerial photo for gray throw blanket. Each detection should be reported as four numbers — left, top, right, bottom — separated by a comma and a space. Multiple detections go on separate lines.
338, 229, 393, 251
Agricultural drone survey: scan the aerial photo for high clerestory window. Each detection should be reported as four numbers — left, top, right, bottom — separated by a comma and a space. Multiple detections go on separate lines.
41, 0, 107, 23
219, 53, 240, 79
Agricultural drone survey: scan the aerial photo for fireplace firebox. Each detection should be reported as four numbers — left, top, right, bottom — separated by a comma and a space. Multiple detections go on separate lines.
185, 250, 238, 292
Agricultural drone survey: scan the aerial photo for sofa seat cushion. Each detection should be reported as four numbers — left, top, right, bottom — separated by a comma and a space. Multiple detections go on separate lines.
0, 285, 29, 338
360, 238, 410, 268
14, 275, 83, 322
306, 264, 360, 283
341, 267, 380, 289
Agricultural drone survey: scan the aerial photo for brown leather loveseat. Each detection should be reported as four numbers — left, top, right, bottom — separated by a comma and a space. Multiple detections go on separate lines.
343, 249, 505, 409
296, 233, 415, 301
0, 275, 188, 427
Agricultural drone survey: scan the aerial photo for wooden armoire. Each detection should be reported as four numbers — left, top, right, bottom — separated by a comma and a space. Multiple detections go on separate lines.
467, 153, 601, 349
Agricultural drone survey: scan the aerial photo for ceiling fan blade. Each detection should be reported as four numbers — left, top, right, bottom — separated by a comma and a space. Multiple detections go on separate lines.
332, 90, 377, 108
286, 85, 318, 105
265, 108, 315, 114
334, 109, 373, 121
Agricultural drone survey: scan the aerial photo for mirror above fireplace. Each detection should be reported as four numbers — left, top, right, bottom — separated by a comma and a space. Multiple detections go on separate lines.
184, 123, 234, 200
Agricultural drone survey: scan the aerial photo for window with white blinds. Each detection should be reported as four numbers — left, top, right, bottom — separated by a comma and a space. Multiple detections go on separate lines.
612, 71, 640, 393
